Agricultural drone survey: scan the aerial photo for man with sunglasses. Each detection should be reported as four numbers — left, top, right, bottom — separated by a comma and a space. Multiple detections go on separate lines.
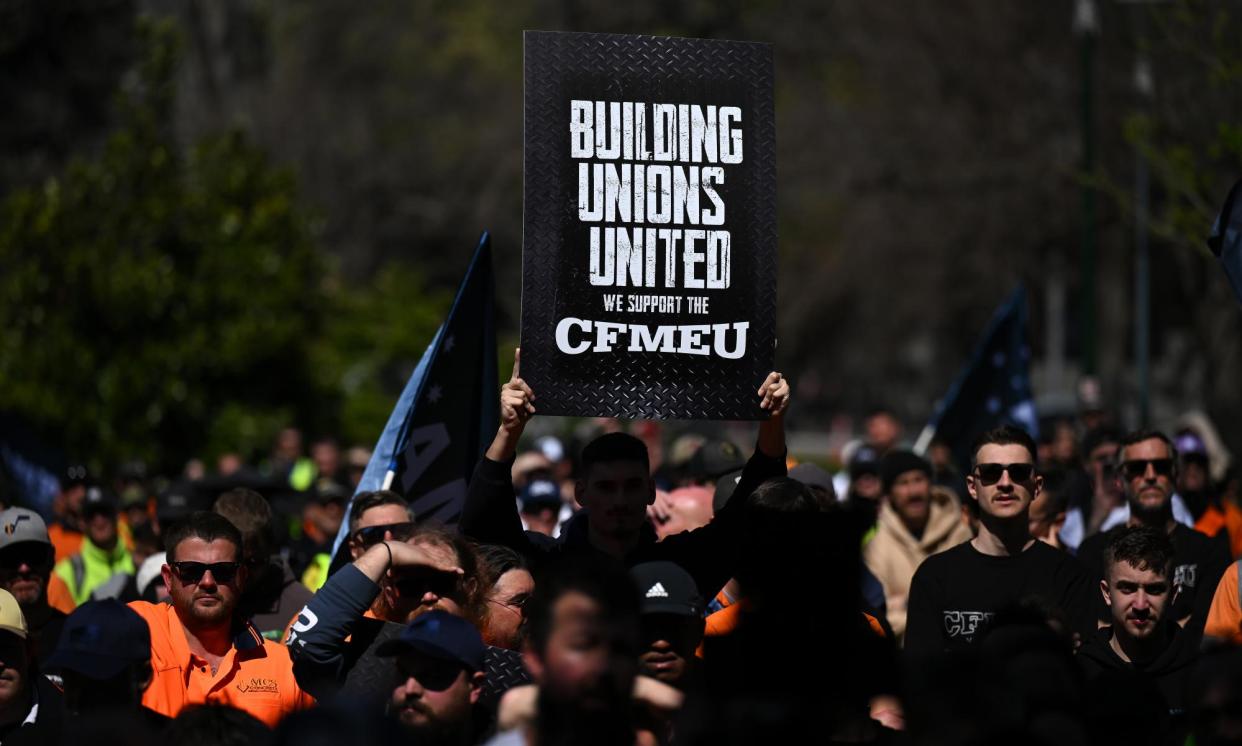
905, 425, 1096, 658
303, 490, 418, 593
286, 523, 476, 708
1076, 429, 1230, 632
128, 510, 312, 726
0, 508, 74, 662
376, 609, 486, 746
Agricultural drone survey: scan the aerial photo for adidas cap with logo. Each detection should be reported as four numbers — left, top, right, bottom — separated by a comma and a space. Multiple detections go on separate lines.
628, 561, 703, 618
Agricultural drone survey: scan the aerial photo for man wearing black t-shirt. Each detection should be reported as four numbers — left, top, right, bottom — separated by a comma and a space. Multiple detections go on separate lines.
905, 426, 1095, 658
1076, 429, 1230, 631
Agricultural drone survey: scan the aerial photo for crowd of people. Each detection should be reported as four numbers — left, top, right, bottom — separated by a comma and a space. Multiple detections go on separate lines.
1, 357, 1241, 745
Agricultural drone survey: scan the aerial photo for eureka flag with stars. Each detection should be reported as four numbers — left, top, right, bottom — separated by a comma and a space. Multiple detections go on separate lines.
916, 285, 1038, 476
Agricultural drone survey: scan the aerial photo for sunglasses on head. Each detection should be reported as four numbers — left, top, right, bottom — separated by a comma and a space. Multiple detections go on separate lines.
1120, 458, 1174, 481
353, 522, 417, 549
973, 463, 1036, 486
170, 561, 241, 585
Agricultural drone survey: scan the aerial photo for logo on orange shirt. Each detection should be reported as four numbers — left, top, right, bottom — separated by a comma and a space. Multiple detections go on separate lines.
237, 678, 279, 694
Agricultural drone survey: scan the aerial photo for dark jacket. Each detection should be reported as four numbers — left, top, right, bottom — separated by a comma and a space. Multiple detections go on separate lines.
3, 672, 64, 746
1077, 623, 1199, 715
458, 445, 786, 600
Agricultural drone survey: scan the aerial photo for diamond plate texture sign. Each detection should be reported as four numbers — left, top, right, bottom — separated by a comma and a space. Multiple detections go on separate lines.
521, 31, 776, 420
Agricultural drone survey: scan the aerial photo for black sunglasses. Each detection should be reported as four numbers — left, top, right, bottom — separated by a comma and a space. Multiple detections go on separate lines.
1120, 458, 1174, 481
395, 655, 466, 692
394, 567, 461, 600
0, 544, 53, 570
353, 522, 417, 548
973, 463, 1036, 486
171, 561, 241, 585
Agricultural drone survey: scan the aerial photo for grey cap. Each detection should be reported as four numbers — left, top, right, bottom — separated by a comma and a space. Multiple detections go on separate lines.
0, 508, 51, 549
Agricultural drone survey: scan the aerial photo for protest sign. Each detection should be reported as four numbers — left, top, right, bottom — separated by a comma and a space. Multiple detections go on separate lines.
521, 30, 777, 419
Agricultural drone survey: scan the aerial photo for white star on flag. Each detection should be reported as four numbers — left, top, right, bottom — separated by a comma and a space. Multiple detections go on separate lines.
444, 335, 456, 352
427, 384, 443, 404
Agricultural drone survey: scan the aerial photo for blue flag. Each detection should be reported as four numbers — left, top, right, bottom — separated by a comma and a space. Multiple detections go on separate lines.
914, 286, 1038, 475
331, 233, 498, 558
1208, 178, 1242, 306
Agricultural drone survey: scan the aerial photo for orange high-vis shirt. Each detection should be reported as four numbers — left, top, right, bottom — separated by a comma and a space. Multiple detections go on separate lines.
129, 600, 314, 726
1205, 561, 1242, 645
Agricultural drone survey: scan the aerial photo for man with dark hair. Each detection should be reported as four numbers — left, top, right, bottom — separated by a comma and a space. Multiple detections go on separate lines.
301, 490, 417, 592
1078, 526, 1200, 724
129, 510, 311, 726
486, 556, 644, 746
213, 488, 313, 641
1059, 425, 1124, 550
864, 451, 972, 640
460, 351, 789, 608
905, 425, 1095, 657
1077, 429, 1230, 631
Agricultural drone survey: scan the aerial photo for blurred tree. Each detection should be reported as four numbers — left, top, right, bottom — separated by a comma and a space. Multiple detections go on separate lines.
0, 17, 446, 474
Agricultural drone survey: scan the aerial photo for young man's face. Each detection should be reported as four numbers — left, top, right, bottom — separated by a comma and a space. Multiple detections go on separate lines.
576, 461, 654, 541
967, 443, 1041, 520
888, 470, 931, 528
525, 590, 638, 711
1120, 438, 1176, 519
1102, 560, 1169, 640
389, 651, 480, 738
349, 503, 413, 560
1088, 441, 1121, 496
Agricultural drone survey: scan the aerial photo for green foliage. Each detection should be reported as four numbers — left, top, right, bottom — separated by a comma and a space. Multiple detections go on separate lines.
0, 18, 446, 473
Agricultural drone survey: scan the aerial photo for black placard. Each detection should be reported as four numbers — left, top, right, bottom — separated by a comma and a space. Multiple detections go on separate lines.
521, 31, 776, 420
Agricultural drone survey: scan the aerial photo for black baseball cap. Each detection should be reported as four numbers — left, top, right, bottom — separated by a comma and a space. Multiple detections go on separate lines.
519, 478, 561, 513
687, 438, 746, 481
375, 610, 485, 672
629, 561, 703, 618
45, 599, 151, 679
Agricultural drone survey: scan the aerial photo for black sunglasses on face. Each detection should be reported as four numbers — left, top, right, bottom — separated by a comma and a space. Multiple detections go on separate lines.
0, 545, 53, 571
171, 561, 241, 585
1121, 458, 1174, 481
973, 463, 1036, 486
394, 568, 461, 600
353, 522, 417, 548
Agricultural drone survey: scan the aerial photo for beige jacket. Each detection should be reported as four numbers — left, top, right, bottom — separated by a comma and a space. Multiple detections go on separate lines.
863, 486, 973, 640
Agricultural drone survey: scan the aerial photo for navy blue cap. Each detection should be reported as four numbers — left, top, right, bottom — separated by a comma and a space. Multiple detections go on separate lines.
45, 599, 151, 678
375, 610, 485, 672
519, 478, 561, 512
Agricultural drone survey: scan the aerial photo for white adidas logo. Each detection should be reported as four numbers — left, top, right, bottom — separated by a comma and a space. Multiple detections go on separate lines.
645, 582, 668, 599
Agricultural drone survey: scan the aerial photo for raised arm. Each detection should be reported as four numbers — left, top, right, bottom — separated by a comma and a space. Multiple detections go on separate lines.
286, 541, 462, 697
459, 349, 540, 556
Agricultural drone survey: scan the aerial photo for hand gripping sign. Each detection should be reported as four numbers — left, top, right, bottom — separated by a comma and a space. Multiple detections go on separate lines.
521, 31, 777, 420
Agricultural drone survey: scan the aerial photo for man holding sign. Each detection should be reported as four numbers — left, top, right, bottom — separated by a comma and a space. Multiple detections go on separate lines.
458, 350, 788, 604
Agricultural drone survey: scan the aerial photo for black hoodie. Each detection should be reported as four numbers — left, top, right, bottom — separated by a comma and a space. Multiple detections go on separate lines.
1077, 623, 1200, 714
